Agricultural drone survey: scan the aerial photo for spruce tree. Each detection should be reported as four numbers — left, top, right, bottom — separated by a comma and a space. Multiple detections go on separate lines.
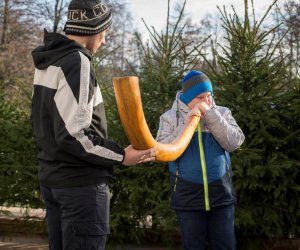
103, 0, 209, 244
198, 0, 300, 246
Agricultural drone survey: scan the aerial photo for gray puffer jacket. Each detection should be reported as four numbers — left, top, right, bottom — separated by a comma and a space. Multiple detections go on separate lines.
156, 92, 245, 211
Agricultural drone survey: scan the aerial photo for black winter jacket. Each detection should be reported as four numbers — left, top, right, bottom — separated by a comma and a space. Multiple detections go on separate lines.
31, 30, 124, 188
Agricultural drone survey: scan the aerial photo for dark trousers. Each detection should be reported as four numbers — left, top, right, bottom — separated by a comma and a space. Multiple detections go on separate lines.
40, 183, 110, 250
176, 205, 236, 250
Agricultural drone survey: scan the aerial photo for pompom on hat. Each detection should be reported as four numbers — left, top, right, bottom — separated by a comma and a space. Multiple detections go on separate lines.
64, 0, 112, 36
180, 70, 213, 104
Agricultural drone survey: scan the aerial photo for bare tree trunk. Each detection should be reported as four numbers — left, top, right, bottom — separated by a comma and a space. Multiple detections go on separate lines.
53, 0, 66, 33
1, 0, 9, 45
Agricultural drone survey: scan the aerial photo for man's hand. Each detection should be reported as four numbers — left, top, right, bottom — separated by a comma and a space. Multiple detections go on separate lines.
123, 145, 157, 166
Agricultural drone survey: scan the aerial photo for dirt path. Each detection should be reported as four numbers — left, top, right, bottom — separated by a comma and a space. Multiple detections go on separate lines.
0, 207, 181, 250
0, 235, 181, 250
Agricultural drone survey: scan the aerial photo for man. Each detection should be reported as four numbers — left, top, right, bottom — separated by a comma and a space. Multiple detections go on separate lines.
31, 0, 156, 249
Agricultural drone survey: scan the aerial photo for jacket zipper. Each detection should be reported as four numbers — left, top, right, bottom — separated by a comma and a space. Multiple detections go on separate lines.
173, 168, 179, 192
174, 104, 180, 192
197, 124, 210, 211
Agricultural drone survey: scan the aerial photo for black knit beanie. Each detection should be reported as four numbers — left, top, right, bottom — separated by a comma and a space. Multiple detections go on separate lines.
64, 0, 112, 36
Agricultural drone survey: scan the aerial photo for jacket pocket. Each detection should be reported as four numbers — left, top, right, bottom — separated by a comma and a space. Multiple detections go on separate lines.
170, 175, 206, 210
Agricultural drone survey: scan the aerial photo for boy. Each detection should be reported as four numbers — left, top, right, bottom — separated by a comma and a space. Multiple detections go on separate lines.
156, 70, 245, 250
31, 0, 156, 249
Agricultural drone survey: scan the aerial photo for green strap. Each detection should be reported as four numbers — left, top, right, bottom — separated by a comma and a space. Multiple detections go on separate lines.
197, 124, 210, 211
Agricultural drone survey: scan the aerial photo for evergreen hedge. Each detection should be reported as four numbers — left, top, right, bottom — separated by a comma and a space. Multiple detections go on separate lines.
0, 91, 41, 208
201, 4, 300, 242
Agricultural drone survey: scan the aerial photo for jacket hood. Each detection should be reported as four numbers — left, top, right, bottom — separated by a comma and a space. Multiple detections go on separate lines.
32, 29, 92, 69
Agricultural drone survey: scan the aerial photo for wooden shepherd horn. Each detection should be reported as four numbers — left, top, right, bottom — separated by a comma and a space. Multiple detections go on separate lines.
113, 76, 200, 162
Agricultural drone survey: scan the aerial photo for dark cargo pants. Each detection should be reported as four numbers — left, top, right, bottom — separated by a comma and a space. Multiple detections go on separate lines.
40, 183, 110, 250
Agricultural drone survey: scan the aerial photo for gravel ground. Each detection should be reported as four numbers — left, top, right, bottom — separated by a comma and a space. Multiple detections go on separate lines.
0, 207, 181, 250
0, 235, 181, 250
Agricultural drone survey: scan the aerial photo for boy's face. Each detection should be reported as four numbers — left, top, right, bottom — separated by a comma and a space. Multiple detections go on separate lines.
188, 91, 213, 109
86, 29, 107, 54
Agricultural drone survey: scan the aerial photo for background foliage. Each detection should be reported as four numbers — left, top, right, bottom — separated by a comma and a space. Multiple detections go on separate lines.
198, 3, 300, 245
0, 0, 299, 249
0, 91, 41, 207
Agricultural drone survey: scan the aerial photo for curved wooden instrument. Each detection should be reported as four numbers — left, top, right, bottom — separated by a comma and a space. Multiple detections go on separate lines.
113, 76, 200, 162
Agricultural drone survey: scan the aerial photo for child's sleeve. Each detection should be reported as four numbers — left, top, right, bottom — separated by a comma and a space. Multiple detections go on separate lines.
156, 111, 185, 144
204, 107, 245, 152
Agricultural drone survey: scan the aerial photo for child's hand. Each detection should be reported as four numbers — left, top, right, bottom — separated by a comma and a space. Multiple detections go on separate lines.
193, 102, 211, 114
186, 107, 201, 122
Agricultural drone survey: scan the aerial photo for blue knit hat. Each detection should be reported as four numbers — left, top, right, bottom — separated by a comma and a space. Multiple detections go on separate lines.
180, 70, 213, 104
